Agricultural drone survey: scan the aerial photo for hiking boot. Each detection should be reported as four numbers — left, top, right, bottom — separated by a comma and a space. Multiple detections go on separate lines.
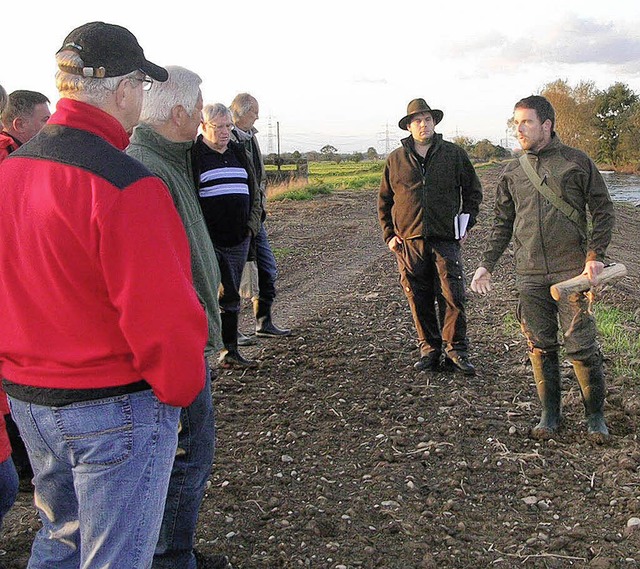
218, 349, 258, 369
414, 352, 441, 372
194, 549, 233, 569
444, 354, 476, 376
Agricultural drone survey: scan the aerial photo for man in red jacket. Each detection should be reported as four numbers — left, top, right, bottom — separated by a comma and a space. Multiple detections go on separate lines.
0, 22, 208, 569
0, 89, 52, 493
0, 90, 51, 163
0, 83, 19, 543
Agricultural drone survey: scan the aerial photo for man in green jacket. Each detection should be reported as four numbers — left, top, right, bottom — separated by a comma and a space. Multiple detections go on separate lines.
471, 95, 615, 443
379, 98, 482, 375
126, 66, 231, 569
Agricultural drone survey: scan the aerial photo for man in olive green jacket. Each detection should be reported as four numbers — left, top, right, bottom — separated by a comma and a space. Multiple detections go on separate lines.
472, 95, 615, 443
126, 66, 231, 569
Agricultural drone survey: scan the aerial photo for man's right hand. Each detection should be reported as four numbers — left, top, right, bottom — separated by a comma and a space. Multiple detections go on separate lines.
388, 235, 403, 252
471, 267, 492, 294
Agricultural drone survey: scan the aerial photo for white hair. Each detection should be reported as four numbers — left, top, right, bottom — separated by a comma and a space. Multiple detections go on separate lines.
139, 65, 202, 125
55, 50, 133, 105
202, 103, 231, 123
229, 93, 257, 122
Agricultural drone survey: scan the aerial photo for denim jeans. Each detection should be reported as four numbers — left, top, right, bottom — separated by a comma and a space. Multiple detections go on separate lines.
153, 363, 215, 569
254, 223, 278, 302
215, 235, 251, 314
0, 456, 18, 528
8, 389, 181, 569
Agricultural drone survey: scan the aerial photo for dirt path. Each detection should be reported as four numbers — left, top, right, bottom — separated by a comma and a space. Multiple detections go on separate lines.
3, 164, 640, 569
239, 191, 388, 331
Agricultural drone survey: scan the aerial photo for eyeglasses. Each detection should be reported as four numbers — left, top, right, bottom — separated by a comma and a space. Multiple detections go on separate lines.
129, 73, 154, 91
206, 122, 233, 132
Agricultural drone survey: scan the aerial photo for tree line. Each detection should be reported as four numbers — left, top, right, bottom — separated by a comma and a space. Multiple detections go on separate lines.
539, 79, 640, 171
267, 79, 640, 171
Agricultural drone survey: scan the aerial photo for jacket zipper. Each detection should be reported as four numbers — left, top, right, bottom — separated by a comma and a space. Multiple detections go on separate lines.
532, 155, 551, 273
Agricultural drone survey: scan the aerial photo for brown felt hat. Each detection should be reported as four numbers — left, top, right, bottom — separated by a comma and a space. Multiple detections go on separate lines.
398, 98, 444, 130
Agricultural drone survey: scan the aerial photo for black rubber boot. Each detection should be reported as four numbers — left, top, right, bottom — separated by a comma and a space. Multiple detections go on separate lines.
572, 352, 609, 443
254, 298, 291, 337
218, 312, 257, 369
529, 351, 562, 439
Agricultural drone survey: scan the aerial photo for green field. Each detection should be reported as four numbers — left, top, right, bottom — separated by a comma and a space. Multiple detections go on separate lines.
267, 161, 384, 186
266, 160, 501, 200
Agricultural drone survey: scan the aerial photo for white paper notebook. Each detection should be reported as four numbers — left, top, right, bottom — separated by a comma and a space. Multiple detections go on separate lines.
454, 213, 470, 239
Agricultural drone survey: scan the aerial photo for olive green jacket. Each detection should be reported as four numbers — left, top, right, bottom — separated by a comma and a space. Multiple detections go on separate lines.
481, 135, 615, 275
127, 124, 223, 354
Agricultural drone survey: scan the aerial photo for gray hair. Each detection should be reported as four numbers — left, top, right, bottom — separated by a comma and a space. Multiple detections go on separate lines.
55, 50, 137, 105
229, 93, 257, 122
202, 103, 232, 124
139, 65, 202, 125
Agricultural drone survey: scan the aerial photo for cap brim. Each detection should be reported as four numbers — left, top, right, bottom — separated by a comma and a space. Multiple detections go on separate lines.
141, 60, 168, 82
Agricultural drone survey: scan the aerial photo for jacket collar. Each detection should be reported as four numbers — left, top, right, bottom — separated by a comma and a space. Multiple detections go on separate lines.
48, 98, 131, 150
526, 133, 562, 157
129, 123, 193, 163
0, 130, 22, 148
0, 130, 21, 153
400, 132, 442, 154
401, 132, 442, 152
232, 126, 257, 142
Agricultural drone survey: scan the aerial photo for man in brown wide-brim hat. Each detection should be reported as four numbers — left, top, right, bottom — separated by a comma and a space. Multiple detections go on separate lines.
398, 98, 444, 130
378, 97, 483, 375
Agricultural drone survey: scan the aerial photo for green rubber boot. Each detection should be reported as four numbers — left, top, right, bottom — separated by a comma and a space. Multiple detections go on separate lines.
572, 352, 609, 443
529, 351, 562, 440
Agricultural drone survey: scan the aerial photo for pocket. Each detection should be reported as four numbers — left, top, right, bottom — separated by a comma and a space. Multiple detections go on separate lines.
54, 396, 133, 466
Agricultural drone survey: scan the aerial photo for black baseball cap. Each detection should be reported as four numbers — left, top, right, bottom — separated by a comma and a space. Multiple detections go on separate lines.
57, 21, 168, 81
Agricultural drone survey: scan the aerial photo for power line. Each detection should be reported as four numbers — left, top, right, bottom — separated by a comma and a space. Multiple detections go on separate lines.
267, 115, 275, 154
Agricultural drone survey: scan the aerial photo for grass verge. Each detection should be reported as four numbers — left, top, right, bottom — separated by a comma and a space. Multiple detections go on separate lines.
595, 304, 640, 381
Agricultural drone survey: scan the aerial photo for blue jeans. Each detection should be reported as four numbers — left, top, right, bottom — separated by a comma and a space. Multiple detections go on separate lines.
0, 455, 18, 528
254, 223, 278, 302
8, 389, 181, 569
153, 364, 215, 569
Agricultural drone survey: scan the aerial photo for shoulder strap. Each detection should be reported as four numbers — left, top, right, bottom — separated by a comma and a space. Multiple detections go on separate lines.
518, 154, 586, 238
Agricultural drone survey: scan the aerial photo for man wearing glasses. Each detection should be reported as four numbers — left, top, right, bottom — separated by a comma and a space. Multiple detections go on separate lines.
194, 104, 262, 369
0, 22, 208, 569
128, 66, 231, 569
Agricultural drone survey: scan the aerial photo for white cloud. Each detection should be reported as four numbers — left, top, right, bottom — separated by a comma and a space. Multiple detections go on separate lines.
444, 16, 640, 74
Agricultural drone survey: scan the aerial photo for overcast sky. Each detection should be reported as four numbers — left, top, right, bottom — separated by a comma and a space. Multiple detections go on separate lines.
3, 0, 640, 153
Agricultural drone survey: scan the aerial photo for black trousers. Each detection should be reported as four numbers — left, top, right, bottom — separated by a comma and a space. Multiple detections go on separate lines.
395, 238, 469, 358
4, 413, 32, 480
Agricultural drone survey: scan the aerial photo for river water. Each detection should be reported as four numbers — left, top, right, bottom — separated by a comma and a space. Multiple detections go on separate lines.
600, 171, 640, 204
